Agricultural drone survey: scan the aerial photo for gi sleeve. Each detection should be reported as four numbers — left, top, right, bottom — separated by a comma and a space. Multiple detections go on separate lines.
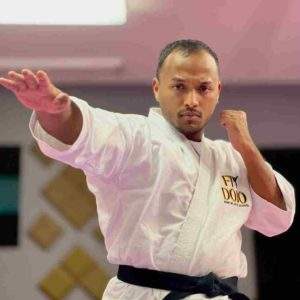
245, 167, 296, 237
29, 96, 136, 179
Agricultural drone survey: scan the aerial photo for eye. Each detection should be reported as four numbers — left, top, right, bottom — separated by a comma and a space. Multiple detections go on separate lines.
198, 85, 210, 93
172, 83, 185, 90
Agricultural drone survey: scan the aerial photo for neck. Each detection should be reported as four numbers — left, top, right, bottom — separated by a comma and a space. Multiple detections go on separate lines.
183, 131, 202, 142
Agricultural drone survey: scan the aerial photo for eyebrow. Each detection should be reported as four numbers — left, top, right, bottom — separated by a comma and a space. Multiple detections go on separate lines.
171, 77, 185, 82
171, 77, 213, 85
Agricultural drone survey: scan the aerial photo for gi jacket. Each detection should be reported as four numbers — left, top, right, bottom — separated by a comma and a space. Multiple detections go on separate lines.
29, 97, 295, 279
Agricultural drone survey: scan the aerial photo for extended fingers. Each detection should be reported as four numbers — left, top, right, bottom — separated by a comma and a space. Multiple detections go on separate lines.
0, 77, 20, 92
21, 69, 39, 89
36, 70, 51, 88
1, 69, 46, 93
7, 71, 27, 91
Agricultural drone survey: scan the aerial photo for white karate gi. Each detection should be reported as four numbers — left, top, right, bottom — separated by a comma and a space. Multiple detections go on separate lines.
29, 97, 295, 300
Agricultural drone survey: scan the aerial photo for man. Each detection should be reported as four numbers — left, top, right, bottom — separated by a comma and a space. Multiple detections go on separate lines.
0, 40, 295, 299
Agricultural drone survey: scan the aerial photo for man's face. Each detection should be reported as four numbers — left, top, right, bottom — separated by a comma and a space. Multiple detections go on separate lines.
152, 50, 221, 141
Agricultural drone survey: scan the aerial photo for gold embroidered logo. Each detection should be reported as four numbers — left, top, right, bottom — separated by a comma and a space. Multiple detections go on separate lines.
221, 175, 249, 207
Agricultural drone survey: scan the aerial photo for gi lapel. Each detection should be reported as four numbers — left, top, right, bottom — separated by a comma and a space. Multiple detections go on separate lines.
171, 137, 213, 272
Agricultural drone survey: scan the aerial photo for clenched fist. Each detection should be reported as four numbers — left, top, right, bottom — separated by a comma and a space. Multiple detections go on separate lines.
0, 69, 70, 114
219, 110, 254, 153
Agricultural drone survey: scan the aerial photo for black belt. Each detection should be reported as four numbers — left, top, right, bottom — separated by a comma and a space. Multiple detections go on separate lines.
117, 265, 250, 300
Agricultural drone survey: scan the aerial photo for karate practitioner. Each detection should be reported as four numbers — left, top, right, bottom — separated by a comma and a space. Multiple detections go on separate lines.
0, 39, 295, 299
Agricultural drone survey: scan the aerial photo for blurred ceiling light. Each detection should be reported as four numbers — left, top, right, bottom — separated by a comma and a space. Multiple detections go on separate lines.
0, 0, 127, 25
127, 0, 159, 13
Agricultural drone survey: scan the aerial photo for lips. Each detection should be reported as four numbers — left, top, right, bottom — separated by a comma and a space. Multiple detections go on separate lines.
180, 111, 202, 118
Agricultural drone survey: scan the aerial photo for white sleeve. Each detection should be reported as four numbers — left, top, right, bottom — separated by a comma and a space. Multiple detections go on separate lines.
245, 168, 296, 237
29, 96, 137, 179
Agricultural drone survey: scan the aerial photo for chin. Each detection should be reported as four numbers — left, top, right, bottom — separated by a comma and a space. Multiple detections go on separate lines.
178, 125, 202, 135
183, 121, 203, 131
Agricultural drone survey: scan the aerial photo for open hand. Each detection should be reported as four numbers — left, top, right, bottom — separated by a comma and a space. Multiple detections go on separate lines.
0, 69, 70, 114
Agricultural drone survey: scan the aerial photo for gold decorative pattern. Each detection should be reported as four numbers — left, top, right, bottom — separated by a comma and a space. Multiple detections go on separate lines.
79, 265, 109, 299
43, 166, 96, 229
28, 212, 63, 249
61, 246, 98, 280
39, 266, 75, 300
35, 159, 109, 299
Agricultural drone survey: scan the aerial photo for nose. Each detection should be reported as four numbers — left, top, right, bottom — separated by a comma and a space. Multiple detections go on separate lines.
184, 89, 199, 108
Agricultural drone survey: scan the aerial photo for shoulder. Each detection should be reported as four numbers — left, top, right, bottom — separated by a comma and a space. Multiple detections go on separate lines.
114, 113, 150, 136
115, 112, 148, 126
71, 96, 149, 128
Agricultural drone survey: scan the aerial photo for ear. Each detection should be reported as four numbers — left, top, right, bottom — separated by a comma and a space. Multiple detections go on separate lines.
218, 81, 222, 93
216, 81, 222, 103
152, 77, 160, 103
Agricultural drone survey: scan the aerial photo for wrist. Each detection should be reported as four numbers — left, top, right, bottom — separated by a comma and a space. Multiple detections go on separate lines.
237, 140, 259, 159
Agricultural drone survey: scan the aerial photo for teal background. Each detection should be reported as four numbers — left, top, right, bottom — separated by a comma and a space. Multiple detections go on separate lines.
0, 175, 19, 215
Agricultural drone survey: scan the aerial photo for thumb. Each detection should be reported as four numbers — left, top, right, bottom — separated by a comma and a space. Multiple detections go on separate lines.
36, 70, 51, 87
47, 92, 70, 113
54, 92, 69, 103
53, 92, 71, 110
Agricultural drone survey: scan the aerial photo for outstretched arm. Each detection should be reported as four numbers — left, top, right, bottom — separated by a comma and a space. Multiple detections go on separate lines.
0, 69, 82, 145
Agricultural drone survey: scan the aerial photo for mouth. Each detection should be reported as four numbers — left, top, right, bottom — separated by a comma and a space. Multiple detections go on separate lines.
179, 111, 202, 121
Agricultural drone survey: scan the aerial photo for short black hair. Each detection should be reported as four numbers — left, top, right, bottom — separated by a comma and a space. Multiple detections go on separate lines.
156, 39, 219, 79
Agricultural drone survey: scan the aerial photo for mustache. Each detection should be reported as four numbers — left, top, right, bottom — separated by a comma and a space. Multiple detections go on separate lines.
178, 109, 203, 118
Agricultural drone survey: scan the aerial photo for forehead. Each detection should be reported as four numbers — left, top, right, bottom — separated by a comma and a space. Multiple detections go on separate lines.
160, 50, 219, 81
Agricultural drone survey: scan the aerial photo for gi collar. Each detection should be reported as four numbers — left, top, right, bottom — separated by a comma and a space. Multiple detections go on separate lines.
148, 107, 207, 147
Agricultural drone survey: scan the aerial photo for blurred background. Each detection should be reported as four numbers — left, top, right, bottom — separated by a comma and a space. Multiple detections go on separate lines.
0, 0, 299, 299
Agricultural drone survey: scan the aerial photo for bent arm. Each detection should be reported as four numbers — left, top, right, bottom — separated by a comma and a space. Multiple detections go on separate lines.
239, 143, 286, 210
245, 169, 295, 237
